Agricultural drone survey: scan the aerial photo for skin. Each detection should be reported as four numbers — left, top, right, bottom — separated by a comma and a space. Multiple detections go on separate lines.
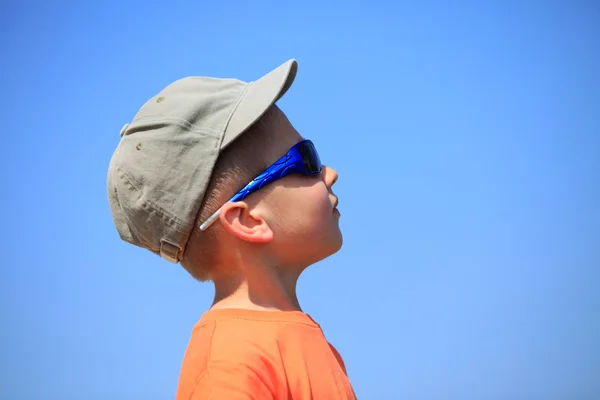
209, 108, 342, 312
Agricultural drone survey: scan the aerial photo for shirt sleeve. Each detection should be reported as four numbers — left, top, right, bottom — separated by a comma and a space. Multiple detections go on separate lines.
191, 360, 274, 400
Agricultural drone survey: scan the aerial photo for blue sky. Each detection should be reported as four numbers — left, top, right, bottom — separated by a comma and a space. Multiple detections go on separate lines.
1, 1, 599, 399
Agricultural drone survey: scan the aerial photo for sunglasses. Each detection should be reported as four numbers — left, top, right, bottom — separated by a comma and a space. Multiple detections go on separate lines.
199, 139, 322, 231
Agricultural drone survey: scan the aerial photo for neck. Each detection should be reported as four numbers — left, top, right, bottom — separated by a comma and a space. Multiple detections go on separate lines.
210, 255, 304, 312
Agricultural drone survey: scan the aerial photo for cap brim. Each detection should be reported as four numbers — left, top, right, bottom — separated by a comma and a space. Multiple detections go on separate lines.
221, 59, 298, 149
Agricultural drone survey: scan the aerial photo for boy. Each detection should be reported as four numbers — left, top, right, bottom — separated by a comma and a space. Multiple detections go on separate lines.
107, 59, 355, 399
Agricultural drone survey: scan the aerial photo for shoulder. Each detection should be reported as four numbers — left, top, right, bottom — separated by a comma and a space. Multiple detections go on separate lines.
178, 319, 279, 400
191, 321, 282, 400
191, 359, 275, 400
178, 310, 321, 399
207, 317, 284, 373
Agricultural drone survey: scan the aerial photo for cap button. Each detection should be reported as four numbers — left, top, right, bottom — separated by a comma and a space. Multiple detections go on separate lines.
119, 123, 130, 137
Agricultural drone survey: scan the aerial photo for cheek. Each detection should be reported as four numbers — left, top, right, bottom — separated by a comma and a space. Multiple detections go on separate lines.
259, 176, 336, 241
262, 183, 342, 263
279, 186, 332, 233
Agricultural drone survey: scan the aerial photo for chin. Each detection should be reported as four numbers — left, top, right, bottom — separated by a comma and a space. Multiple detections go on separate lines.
332, 222, 344, 249
331, 232, 343, 255
311, 232, 343, 264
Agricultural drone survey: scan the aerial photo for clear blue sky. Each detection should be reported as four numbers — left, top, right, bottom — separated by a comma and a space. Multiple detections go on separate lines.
1, 1, 599, 399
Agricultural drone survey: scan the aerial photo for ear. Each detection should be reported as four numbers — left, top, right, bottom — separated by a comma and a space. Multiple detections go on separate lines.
219, 202, 273, 243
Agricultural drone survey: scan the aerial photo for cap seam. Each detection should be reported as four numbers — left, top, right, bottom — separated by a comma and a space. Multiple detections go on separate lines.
218, 82, 253, 147
128, 115, 223, 138
180, 135, 220, 256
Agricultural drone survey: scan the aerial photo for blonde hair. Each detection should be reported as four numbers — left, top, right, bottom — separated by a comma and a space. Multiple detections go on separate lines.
181, 106, 280, 281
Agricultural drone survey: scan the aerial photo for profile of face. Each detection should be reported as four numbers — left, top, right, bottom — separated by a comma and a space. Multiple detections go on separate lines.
220, 107, 343, 269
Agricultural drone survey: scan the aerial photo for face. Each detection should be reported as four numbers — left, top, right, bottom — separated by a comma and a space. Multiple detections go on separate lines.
249, 108, 343, 268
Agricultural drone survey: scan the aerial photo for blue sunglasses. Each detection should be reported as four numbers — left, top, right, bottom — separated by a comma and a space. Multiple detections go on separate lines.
199, 139, 322, 231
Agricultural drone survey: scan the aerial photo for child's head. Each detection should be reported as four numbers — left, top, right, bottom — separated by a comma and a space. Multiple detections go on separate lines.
183, 104, 342, 281
107, 60, 342, 282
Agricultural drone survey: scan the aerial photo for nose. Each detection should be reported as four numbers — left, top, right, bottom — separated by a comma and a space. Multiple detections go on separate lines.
321, 165, 339, 188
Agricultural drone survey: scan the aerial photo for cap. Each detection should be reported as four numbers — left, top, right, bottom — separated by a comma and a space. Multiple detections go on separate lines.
107, 59, 298, 263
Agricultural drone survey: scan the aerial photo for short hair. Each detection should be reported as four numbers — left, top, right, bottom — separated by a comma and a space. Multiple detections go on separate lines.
181, 106, 280, 281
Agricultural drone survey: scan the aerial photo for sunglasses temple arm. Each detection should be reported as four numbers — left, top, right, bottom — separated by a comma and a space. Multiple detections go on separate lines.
199, 209, 221, 231
197, 154, 296, 232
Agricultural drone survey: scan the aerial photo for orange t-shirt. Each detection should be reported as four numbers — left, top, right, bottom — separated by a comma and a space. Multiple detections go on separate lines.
175, 308, 356, 399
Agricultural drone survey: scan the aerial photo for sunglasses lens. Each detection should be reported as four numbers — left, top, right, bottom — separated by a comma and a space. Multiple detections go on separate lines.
298, 141, 322, 174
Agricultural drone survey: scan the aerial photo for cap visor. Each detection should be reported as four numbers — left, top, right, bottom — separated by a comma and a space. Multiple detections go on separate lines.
221, 59, 298, 149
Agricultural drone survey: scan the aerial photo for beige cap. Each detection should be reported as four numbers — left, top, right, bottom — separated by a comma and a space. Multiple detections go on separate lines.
107, 59, 298, 263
